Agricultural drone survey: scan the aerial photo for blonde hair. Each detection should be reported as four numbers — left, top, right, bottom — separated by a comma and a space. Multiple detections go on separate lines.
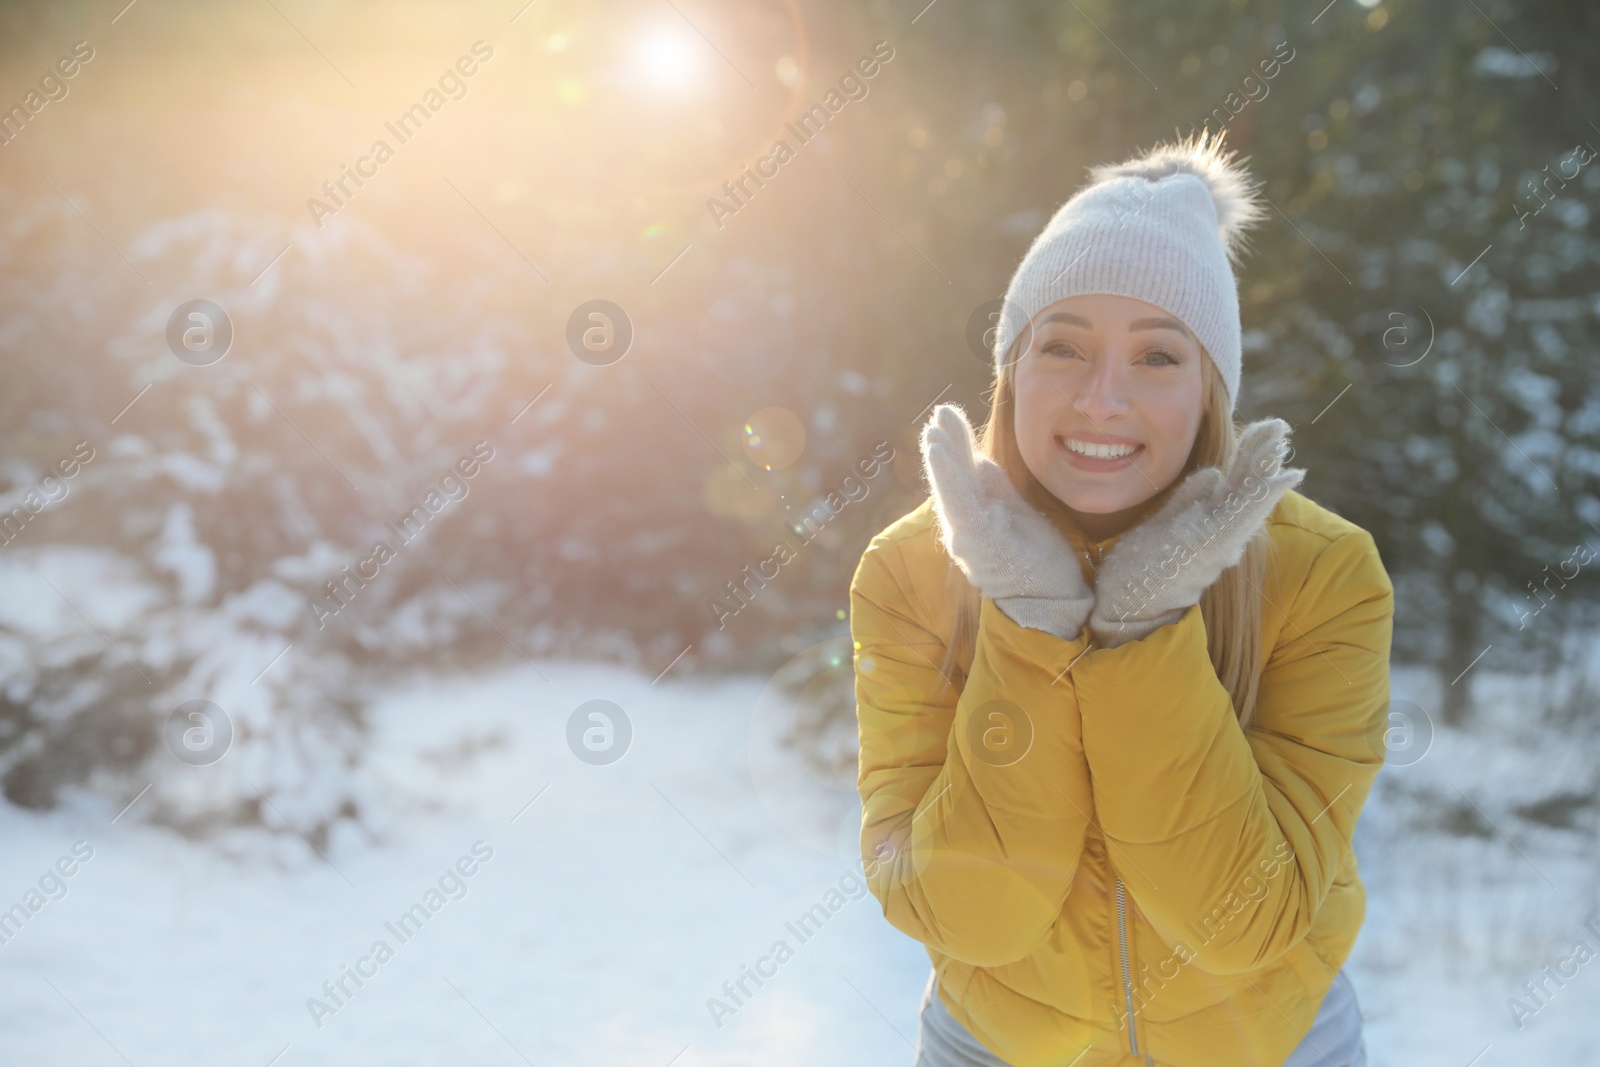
936, 343, 1272, 727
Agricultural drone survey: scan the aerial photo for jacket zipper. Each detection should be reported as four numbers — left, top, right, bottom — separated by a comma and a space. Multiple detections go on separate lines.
1116, 876, 1142, 1058
1084, 544, 1141, 1056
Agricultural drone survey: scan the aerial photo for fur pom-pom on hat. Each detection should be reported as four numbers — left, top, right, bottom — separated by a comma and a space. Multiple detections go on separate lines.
991, 128, 1269, 414
1084, 129, 1270, 269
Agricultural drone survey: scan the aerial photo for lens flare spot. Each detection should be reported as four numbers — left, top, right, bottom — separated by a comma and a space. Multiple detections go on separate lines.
741, 407, 806, 470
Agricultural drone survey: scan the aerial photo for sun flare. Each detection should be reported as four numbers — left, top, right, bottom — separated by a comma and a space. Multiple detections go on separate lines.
633, 27, 701, 91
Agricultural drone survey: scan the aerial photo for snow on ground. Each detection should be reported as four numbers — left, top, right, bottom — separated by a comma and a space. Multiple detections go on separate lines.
0, 659, 929, 1067
1350, 665, 1600, 1067
0, 658, 1596, 1066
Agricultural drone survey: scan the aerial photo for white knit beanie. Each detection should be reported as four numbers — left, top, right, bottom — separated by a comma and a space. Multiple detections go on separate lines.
991, 131, 1268, 415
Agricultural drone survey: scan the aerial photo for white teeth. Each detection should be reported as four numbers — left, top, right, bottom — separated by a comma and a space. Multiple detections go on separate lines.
1062, 437, 1139, 460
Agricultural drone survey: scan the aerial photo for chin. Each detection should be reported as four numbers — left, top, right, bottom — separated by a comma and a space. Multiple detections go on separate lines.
1044, 481, 1136, 515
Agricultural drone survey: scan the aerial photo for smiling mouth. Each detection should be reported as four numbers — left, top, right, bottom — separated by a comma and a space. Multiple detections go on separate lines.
1057, 436, 1144, 461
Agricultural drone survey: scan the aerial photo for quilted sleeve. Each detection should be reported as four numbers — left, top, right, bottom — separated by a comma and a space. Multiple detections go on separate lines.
851, 532, 1096, 968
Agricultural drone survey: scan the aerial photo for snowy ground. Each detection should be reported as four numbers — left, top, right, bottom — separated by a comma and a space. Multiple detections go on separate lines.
0, 659, 1596, 1066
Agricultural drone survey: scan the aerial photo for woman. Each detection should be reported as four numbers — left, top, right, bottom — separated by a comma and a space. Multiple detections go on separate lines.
849, 132, 1392, 1067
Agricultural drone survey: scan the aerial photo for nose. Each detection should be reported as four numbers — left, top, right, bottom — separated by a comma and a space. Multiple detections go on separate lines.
1071, 351, 1129, 424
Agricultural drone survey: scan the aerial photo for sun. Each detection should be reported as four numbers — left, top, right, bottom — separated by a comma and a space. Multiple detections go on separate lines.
632, 27, 702, 93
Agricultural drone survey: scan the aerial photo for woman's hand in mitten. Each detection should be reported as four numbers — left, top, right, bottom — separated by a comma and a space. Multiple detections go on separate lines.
1089, 418, 1305, 649
920, 403, 1094, 641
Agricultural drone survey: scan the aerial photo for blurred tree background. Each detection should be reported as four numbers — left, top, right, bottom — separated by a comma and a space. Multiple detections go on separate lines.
0, 0, 1595, 834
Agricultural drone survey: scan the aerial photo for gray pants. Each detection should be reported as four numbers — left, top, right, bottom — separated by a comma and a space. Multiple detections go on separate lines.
913, 968, 1368, 1067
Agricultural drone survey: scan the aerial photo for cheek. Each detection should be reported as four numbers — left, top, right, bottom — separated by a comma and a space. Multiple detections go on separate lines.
1010, 375, 1056, 458
1142, 389, 1205, 471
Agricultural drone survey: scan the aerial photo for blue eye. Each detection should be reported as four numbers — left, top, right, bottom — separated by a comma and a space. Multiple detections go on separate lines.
1143, 348, 1178, 365
1040, 341, 1081, 359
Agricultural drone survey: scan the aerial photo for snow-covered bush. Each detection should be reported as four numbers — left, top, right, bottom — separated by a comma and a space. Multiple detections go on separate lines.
0, 196, 897, 839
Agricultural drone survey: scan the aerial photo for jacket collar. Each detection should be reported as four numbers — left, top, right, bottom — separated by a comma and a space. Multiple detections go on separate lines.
1018, 477, 1152, 568
1032, 478, 1185, 568
1051, 510, 1124, 569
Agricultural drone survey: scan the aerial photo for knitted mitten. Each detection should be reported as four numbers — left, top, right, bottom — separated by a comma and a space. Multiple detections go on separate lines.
1089, 418, 1305, 648
920, 404, 1094, 641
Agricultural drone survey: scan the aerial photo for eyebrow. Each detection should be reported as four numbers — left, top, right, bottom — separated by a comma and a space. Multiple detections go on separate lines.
1037, 311, 1194, 341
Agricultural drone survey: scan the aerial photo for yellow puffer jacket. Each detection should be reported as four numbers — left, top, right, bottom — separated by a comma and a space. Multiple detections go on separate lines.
850, 488, 1393, 1067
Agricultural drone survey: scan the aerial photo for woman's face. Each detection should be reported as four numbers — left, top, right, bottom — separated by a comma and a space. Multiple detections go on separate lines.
1012, 293, 1206, 529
